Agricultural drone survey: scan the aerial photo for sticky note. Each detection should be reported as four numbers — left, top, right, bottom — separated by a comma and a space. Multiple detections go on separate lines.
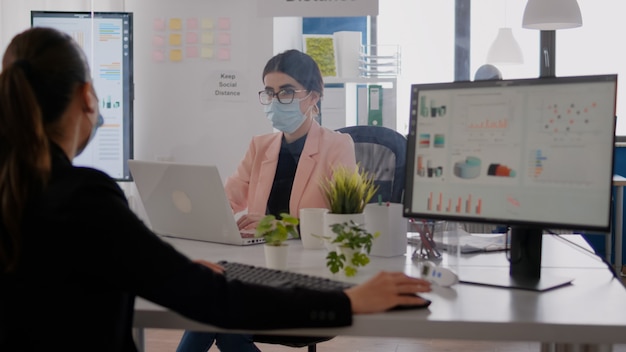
218, 47, 230, 61
170, 49, 183, 62
218, 17, 231, 30
201, 18, 214, 29
201, 47, 214, 59
153, 18, 166, 31
201, 32, 214, 45
218, 32, 231, 45
169, 34, 182, 46
187, 18, 199, 30
152, 50, 165, 62
152, 35, 165, 47
169, 18, 182, 31
186, 46, 199, 58
186, 32, 199, 44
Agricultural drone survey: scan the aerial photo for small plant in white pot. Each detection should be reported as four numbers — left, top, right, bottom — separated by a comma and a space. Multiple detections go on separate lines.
255, 213, 299, 269
320, 165, 378, 250
323, 220, 379, 277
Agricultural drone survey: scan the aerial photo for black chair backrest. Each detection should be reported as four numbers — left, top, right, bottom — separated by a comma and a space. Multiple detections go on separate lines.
336, 125, 407, 203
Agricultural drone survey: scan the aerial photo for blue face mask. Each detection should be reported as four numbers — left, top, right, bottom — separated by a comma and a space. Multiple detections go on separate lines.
89, 113, 104, 142
263, 98, 308, 134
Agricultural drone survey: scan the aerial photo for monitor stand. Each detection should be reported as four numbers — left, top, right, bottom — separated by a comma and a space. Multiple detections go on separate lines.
459, 226, 573, 292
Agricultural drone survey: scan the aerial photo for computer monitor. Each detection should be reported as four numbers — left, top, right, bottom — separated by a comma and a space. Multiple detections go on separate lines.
404, 74, 618, 291
31, 11, 134, 181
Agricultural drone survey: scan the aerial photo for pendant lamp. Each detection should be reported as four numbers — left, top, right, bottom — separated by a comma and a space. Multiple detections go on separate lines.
522, 0, 582, 30
486, 28, 524, 65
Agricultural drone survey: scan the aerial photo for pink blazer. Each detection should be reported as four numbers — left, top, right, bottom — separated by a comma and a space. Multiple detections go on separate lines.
225, 121, 356, 218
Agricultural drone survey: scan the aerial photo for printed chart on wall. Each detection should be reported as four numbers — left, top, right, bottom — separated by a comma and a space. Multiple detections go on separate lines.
152, 16, 232, 63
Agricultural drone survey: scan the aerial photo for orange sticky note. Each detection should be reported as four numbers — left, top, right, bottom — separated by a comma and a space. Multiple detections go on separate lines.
170, 49, 183, 62
169, 18, 182, 30
169, 34, 182, 46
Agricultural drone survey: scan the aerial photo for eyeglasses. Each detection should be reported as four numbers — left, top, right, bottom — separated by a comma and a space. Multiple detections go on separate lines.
258, 88, 308, 105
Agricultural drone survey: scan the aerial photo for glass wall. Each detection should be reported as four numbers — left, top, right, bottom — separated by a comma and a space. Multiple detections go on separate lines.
377, 0, 625, 135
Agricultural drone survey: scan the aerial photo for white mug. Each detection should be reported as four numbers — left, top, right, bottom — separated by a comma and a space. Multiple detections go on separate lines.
299, 208, 328, 249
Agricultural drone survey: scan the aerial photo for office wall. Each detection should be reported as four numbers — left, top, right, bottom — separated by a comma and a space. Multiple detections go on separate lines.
125, 0, 273, 181
0, 0, 274, 184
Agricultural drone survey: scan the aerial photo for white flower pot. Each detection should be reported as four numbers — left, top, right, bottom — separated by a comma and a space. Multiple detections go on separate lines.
323, 212, 365, 251
264, 244, 289, 270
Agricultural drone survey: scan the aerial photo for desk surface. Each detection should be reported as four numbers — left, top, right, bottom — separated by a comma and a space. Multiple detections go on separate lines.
134, 235, 626, 344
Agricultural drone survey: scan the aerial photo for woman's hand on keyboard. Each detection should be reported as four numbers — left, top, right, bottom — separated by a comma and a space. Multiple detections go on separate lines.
344, 271, 432, 313
193, 259, 225, 275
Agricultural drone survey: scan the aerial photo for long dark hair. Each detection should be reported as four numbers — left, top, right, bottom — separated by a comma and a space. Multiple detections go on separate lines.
262, 49, 324, 115
0, 27, 90, 272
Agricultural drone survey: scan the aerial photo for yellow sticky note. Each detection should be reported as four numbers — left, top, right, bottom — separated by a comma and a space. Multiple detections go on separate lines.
201, 32, 214, 45
201, 18, 214, 29
170, 49, 183, 62
169, 34, 182, 46
201, 47, 214, 59
169, 18, 182, 30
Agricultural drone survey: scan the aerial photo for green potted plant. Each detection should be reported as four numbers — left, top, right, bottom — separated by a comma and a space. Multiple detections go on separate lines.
320, 165, 378, 250
321, 165, 378, 215
255, 213, 299, 269
323, 220, 379, 277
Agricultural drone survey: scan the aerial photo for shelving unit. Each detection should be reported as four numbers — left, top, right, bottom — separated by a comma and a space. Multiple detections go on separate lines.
321, 76, 398, 131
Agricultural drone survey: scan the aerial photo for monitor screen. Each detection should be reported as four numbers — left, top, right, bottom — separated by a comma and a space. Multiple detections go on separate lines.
404, 75, 617, 290
31, 11, 134, 181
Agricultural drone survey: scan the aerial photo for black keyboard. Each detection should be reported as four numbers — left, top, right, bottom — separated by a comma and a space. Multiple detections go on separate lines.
218, 260, 354, 291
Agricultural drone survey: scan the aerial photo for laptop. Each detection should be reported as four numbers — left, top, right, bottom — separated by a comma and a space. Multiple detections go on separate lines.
128, 160, 264, 245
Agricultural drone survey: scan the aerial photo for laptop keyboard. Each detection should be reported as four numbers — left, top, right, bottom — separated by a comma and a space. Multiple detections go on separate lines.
218, 260, 354, 291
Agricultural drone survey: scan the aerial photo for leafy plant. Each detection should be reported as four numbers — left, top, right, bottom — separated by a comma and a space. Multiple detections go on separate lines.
323, 220, 379, 277
321, 165, 378, 214
255, 213, 299, 246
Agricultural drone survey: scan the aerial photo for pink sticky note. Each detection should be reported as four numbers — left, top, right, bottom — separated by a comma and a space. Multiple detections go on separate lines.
153, 18, 166, 31
217, 32, 231, 45
186, 32, 199, 44
152, 50, 165, 62
218, 17, 230, 30
218, 47, 231, 61
187, 18, 199, 30
186, 46, 199, 58
152, 35, 165, 47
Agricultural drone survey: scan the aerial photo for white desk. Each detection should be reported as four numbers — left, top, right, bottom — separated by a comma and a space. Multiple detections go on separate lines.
134, 234, 626, 349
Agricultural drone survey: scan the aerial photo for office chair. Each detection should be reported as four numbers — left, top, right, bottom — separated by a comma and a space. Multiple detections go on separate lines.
336, 125, 407, 204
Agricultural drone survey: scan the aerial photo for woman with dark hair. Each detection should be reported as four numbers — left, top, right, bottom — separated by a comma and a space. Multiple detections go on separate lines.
176, 50, 362, 351
226, 49, 356, 231
0, 30, 431, 352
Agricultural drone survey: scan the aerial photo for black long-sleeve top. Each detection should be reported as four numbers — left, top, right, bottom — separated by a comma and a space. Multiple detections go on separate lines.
0, 144, 351, 351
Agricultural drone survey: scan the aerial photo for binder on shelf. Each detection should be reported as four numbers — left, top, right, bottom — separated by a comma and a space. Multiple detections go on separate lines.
368, 85, 383, 126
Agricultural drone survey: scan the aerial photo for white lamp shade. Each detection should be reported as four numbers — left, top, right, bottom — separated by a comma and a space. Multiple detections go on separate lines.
522, 0, 582, 30
486, 28, 524, 65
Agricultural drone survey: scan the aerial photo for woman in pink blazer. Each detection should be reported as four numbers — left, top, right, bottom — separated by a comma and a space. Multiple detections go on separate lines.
226, 49, 356, 230
177, 50, 356, 352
